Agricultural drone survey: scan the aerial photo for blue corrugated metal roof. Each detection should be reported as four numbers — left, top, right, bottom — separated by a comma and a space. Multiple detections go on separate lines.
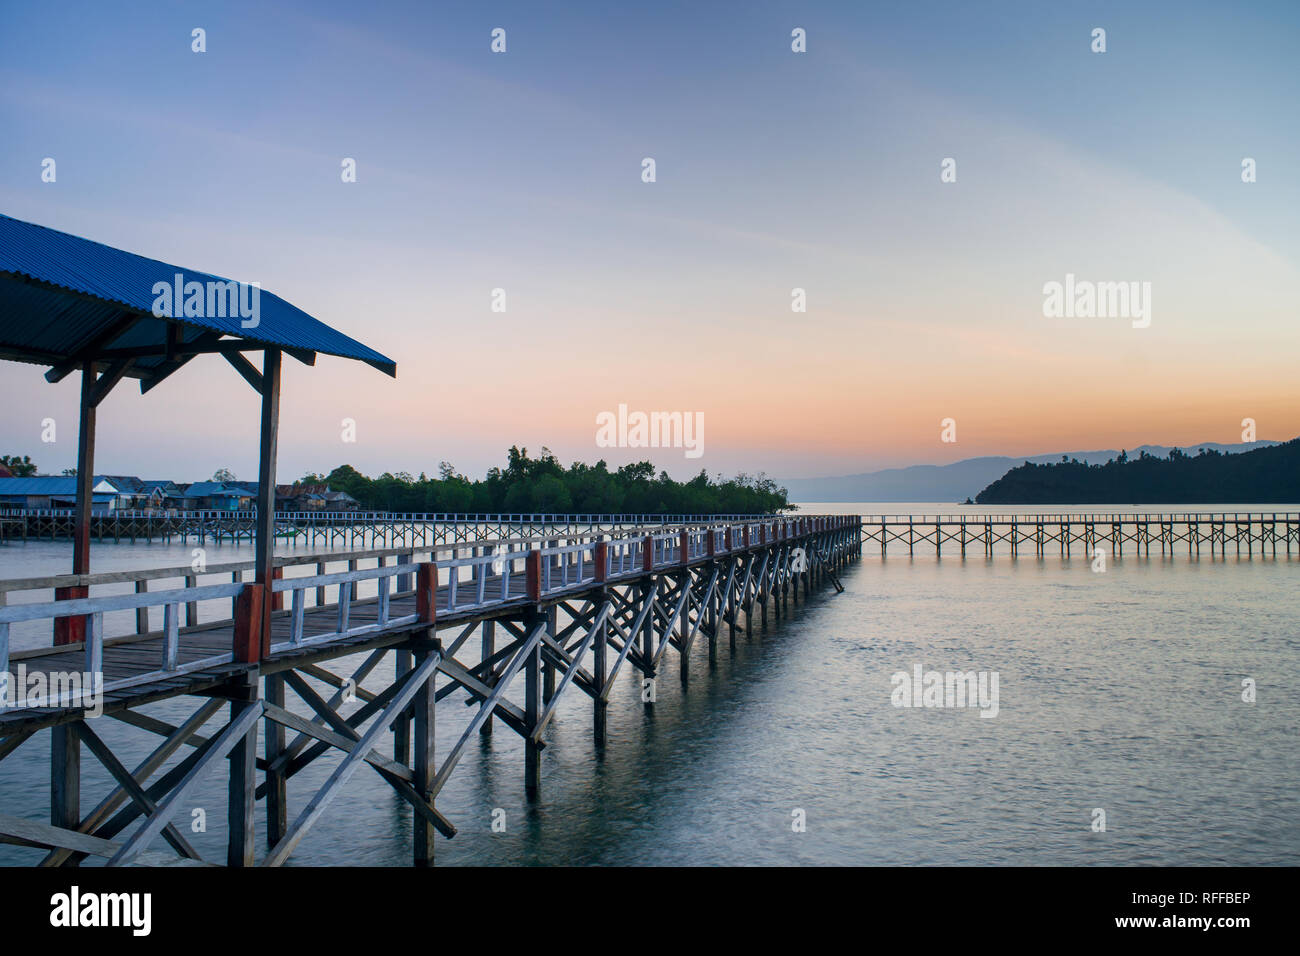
139, 479, 180, 493
179, 481, 250, 498
0, 477, 77, 495
0, 476, 123, 494
0, 213, 396, 379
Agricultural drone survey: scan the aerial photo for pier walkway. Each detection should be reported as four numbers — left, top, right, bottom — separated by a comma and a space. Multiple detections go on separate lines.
0, 515, 860, 867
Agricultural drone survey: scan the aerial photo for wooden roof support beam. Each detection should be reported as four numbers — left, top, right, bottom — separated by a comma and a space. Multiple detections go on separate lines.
222, 349, 263, 393
88, 357, 133, 408
44, 312, 142, 383
138, 330, 224, 395
100, 340, 261, 360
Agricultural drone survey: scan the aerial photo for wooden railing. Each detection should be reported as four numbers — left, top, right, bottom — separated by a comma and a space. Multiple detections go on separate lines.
0, 580, 245, 708
0, 508, 787, 523
0, 517, 860, 700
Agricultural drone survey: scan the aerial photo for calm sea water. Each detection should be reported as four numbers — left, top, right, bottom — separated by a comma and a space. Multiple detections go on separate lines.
1, 503, 1297, 866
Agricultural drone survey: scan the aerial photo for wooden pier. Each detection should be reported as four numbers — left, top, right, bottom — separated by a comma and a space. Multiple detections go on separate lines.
1, 508, 769, 548
0, 515, 860, 867
859, 512, 1300, 558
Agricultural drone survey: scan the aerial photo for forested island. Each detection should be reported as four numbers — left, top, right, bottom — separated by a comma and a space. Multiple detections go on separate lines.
975, 437, 1300, 504
304, 446, 793, 514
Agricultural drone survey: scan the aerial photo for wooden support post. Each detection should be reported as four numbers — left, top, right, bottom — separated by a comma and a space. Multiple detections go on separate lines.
543, 605, 557, 704
55, 361, 98, 646
412, 639, 437, 866
393, 649, 412, 763
726, 561, 737, 650
480, 620, 495, 736
707, 565, 719, 662
50, 722, 80, 866
253, 348, 282, 654
524, 610, 542, 799
640, 582, 655, 681
227, 672, 259, 867
265, 673, 287, 848
593, 597, 608, 747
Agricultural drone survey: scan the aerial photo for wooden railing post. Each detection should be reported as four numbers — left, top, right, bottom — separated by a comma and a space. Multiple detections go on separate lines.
680, 530, 690, 566
53, 585, 87, 645
526, 550, 542, 602
416, 561, 438, 625
643, 535, 654, 572
232, 583, 265, 663
594, 541, 608, 584
270, 565, 284, 611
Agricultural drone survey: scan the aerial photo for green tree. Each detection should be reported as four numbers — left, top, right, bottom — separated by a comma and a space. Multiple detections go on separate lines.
0, 455, 37, 477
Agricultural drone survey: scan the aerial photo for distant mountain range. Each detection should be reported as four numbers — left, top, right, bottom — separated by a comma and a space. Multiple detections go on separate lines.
781, 441, 1281, 502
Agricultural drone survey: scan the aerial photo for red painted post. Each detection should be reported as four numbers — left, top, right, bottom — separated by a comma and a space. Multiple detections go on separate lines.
705, 529, 715, 558
643, 535, 654, 572
232, 583, 265, 663
270, 565, 284, 611
53, 585, 88, 645
594, 541, 608, 583
416, 562, 438, 624
743, 525, 750, 549
526, 550, 542, 602
724, 527, 732, 552
680, 530, 690, 566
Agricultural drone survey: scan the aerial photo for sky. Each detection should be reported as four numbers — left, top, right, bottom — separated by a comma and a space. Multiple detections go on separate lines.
1, 0, 1297, 483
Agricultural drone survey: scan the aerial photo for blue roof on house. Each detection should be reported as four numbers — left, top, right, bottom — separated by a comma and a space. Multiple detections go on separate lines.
0, 477, 78, 495
180, 481, 250, 498
99, 474, 145, 493
0, 213, 397, 383
139, 479, 180, 493
0, 475, 122, 494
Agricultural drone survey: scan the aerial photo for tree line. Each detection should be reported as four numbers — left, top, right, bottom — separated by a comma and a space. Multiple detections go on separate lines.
975, 438, 1300, 504
303, 446, 793, 515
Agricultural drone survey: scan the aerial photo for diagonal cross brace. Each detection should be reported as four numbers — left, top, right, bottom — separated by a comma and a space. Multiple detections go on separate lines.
263, 650, 441, 867
430, 621, 546, 798
108, 700, 264, 866
531, 602, 611, 742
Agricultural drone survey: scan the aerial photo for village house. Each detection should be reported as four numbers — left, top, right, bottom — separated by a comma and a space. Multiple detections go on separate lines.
0, 475, 360, 512
0, 475, 128, 512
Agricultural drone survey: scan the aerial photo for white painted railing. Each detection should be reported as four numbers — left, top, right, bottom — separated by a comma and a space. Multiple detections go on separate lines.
537, 540, 599, 595
269, 563, 419, 652
0, 581, 244, 709
441, 546, 527, 612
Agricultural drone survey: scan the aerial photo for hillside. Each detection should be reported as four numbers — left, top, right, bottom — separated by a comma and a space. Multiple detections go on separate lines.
975, 439, 1300, 505
780, 441, 1277, 502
